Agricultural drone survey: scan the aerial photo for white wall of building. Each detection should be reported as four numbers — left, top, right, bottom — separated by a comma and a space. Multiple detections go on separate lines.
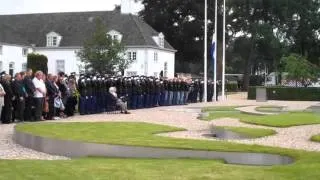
0, 44, 175, 77
0, 44, 31, 75
125, 47, 175, 78
35, 48, 82, 75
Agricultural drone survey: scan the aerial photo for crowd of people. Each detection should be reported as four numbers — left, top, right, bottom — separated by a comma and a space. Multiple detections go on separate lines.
0, 69, 221, 124
77, 74, 220, 115
0, 69, 78, 124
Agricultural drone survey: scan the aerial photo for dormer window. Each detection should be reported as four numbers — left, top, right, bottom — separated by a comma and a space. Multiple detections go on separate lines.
46, 32, 62, 47
159, 33, 165, 48
153, 33, 165, 48
107, 30, 123, 42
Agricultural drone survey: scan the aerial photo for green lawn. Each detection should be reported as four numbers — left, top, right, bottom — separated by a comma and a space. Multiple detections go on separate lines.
7, 122, 320, 179
0, 157, 318, 180
255, 106, 284, 113
201, 106, 241, 120
219, 126, 276, 138
202, 106, 242, 112
203, 107, 320, 127
239, 112, 320, 127
310, 134, 320, 142
16, 122, 278, 153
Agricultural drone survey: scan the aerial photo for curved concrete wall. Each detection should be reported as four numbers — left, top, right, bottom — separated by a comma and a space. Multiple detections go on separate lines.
13, 129, 293, 166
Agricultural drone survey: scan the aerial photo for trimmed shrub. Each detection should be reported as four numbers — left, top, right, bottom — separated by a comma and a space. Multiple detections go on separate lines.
27, 53, 48, 74
226, 82, 238, 92
248, 86, 320, 101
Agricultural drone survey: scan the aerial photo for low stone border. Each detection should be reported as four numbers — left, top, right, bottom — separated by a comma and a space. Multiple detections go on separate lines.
13, 128, 293, 166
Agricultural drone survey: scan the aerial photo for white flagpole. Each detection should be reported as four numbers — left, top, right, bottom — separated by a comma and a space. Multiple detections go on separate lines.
221, 0, 226, 101
204, 0, 208, 103
213, 0, 217, 101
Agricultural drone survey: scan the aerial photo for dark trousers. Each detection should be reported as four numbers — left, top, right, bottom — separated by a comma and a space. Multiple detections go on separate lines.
15, 98, 25, 121
24, 96, 34, 121
47, 96, 55, 119
34, 97, 44, 121
137, 95, 143, 109
2, 100, 12, 124
131, 95, 137, 109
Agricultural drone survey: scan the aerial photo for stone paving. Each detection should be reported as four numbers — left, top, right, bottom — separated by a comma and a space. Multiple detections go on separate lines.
0, 92, 320, 159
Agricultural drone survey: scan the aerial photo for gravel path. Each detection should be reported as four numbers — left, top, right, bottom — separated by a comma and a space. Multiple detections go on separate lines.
0, 95, 319, 159
0, 124, 69, 160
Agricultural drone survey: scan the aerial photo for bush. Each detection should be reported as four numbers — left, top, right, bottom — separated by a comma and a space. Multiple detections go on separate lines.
248, 86, 320, 101
27, 53, 48, 74
226, 82, 238, 92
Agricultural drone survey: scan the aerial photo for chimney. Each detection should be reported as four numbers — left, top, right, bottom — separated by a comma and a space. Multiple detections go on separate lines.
121, 0, 134, 14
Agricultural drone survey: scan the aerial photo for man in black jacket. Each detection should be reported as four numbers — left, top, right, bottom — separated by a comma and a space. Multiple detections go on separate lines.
12, 73, 26, 122
23, 68, 35, 121
45, 74, 59, 120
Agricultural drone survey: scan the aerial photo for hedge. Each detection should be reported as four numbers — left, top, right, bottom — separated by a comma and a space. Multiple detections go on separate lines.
226, 83, 238, 92
27, 53, 48, 74
248, 86, 320, 101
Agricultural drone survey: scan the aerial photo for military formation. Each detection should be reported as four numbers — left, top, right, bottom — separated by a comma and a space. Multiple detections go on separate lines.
77, 74, 220, 115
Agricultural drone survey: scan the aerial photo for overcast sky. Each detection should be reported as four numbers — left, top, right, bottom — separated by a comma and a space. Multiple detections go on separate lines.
0, 0, 143, 15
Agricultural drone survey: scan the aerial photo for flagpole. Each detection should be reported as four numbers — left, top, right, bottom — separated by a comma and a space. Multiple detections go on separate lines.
204, 0, 208, 103
221, 0, 226, 101
213, 0, 217, 101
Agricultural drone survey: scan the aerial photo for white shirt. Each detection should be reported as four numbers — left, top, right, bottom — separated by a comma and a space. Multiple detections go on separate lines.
32, 78, 46, 98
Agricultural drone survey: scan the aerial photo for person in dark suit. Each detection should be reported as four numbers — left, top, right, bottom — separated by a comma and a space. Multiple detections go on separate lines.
45, 74, 59, 120
23, 68, 35, 121
12, 73, 26, 122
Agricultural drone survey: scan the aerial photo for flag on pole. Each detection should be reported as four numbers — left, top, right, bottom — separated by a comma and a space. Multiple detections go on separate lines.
210, 33, 216, 72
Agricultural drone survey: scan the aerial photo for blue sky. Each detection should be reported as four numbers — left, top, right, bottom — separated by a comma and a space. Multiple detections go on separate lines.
0, 0, 142, 15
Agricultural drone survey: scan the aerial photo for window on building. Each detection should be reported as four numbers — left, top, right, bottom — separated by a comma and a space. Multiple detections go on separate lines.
22, 63, 27, 72
154, 52, 158, 63
0, 45, 3, 55
0, 61, 3, 72
126, 71, 137, 76
113, 35, 118, 41
127, 51, 137, 61
159, 38, 164, 48
164, 62, 168, 78
159, 33, 165, 48
22, 48, 28, 56
9, 62, 14, 76
47, 36, 58, 47
56, 60, 65, 74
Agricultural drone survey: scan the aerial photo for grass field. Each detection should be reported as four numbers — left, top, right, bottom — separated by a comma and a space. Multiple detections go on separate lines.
311, 134, 320, 142
255, 106, 285, 113
7, 122, 320, 180
0, 157, 318, 180
203, 106, 320, 127
219, 126, 276, 138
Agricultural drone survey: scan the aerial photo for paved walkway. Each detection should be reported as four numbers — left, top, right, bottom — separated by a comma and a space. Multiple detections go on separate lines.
0, 92, 319, 159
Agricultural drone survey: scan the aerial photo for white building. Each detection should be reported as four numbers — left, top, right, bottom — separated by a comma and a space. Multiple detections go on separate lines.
0, 0, 176, 78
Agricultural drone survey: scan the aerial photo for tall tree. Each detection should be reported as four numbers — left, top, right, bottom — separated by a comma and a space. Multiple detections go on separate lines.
281, 54, 319, 87
139, 0, 216, 73
77, 18, 128, 74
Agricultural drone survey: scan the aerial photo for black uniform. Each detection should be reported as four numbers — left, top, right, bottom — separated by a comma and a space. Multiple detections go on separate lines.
23, 75, 36, 121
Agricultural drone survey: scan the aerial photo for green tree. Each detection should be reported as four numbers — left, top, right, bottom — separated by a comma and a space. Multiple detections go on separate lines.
281, 54, 319, 87
77, 18, 129, 75
27, 53, 48, 74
